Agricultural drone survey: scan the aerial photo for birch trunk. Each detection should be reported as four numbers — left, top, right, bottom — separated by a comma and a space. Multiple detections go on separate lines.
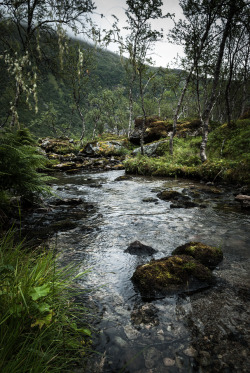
10, 82, 21, 128
200, 4, 235, 162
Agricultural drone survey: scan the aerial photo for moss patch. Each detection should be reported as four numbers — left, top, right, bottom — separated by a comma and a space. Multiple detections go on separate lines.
132, 255, 213, 298
172, 242, 223, 269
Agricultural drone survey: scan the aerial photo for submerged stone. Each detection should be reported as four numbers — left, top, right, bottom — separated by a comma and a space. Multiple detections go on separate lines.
170, 201, 201, 209
131, 255, 213, 298
172, 242, 223, 269
131, 303, 159, 326
125, 240, 157, 256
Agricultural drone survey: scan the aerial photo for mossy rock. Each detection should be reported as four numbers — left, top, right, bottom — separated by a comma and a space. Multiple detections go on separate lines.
172, 242, 223, 269
157, 190, 182, 201
52, 162, 76, 171
132, 255, 213, 298
40, 138, 76, 154
130, 117, 171, 145
115, 175, 132, 181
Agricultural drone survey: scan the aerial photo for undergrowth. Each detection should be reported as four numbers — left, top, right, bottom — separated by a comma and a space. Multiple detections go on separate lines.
0, 229, 92, 372
124, 130, 250, 185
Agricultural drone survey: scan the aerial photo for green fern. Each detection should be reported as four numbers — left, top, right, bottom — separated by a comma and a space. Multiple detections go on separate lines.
0, 128, 54, 199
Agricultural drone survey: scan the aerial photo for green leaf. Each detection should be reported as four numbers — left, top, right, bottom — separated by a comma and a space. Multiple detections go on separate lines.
31, 310, 54, 329
78, 328, 91, 336
29, 284, 50, 300
37, 302, 51, 313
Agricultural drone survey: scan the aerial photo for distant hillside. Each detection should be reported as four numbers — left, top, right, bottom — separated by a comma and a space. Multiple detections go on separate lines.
0, 33, 128, 137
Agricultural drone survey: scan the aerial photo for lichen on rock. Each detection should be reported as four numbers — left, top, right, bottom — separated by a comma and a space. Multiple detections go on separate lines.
131, 255, 213, 298
172, 242, 223, 269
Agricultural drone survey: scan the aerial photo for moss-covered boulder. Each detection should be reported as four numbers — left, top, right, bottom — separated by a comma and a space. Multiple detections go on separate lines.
79, 140, 127, 157
176, 119, 202, 137
131, 255, 213, 298
129, 117, 171, 145
172, 242, 223, 269
132, 140, 169, 157
157, 190, 183, 201
129, 117, 203, 145
40, 138, 76, 154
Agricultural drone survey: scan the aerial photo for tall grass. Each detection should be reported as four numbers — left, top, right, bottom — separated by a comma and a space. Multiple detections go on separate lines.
0, 229, 92, 372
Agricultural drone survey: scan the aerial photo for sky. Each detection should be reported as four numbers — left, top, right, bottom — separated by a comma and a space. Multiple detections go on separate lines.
89, 0, 185, 68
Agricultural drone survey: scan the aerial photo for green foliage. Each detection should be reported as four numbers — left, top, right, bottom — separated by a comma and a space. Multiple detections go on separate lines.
207, 118, 250, 159
0, 229, 92, 372
0, 128, 53, 199
124, 128, 250, 185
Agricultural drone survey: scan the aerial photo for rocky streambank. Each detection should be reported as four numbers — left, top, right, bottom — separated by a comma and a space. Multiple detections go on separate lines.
39, 137, 127, 173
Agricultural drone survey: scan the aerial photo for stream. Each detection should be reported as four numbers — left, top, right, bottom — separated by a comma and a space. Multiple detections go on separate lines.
24, 169, 250, 372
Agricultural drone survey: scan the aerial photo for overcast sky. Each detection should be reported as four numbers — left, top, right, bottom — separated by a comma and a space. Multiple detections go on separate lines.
89, 0, 184, 68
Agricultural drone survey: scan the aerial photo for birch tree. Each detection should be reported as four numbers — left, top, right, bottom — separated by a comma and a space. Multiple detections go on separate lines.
0, 0, 95, 128
117, 0, 170, 150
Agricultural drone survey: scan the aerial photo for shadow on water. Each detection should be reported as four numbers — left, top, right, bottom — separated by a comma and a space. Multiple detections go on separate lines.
23, 170, 250, 372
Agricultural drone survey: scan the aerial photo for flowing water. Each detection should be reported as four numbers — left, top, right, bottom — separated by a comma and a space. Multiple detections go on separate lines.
25, 169, 250, 372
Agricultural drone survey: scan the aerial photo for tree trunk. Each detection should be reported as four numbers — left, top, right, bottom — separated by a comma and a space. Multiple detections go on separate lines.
76, 104, 85, 146
200, 3, 235, 162
128, 87, 133, 137
169, 69, 193, 155
10, 81, 21, 128
139, 68, 147, 155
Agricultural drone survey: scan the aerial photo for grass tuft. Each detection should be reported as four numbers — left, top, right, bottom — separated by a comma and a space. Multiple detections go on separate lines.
0, 229, 92, 372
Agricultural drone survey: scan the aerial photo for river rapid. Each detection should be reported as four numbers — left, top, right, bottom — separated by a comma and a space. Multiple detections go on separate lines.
25, 169, 250, 372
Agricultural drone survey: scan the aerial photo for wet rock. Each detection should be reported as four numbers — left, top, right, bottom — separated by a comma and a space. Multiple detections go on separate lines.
125, 240, 157, 256
131, 303, 159, 326
172, 242, 223, 269
170, 201, 201, 209
65, 168, 80, 174
50, 218, 77, 231
183, 346, 198, 357
51, 197, 84, 206
122, 348, 145, 371
235, 194, 250, 209
199, 351, 211, 366
157, 190, 183, 201
88, 183, 102, 188
142, 197, 159, 203
200, 186, 223, 195
52, 162, 76, 171
114, 175, 133, 181
113, 336, 127, 348
131, 255, 213, 299
143, 346, 162, 369
163, 357, 175, 367
123, 325, 140, 340
175, 355, 184, 369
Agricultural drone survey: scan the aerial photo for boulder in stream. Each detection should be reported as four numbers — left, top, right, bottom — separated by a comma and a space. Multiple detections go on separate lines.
172, 242, 223, 269
125, 240, 157, 256
157, 190, 183, 201
235, 194, 250, 209
132, 255, 213, 299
